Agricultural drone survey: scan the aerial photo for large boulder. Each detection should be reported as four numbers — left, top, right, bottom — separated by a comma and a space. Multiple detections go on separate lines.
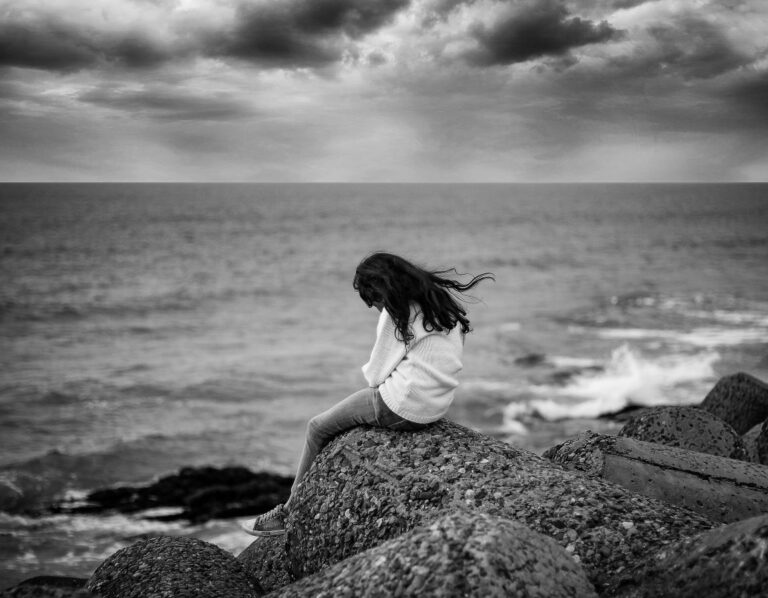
617, 406, 749, 461
236, 536, 290, 593
757, 418, 768, 465
609, 514, 768, 597
742, 422, 763, 463
86, 536, 262, 598
245, 420, 713, 594
273, 511, 598, 597
700, 372, 768, 434
545, 431, 768, 523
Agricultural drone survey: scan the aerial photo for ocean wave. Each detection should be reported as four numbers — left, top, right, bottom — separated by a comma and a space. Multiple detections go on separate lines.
503, 345, 719, 422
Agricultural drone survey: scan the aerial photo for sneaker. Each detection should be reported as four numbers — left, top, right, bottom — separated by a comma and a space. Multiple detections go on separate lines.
240, 504, 286, 537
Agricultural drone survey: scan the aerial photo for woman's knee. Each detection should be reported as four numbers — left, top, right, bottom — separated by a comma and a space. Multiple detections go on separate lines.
306, 414, 331, 444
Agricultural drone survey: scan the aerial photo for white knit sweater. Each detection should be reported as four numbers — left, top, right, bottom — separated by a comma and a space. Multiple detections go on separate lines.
361, 307, 463, 424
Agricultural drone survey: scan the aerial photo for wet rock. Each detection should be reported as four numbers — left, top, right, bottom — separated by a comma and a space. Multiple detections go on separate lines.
609, 514, 768, 597
546, 431, 768, 523
742, 422, 763, 463
51, 466, 292, 523
236, 535, 291, 593
700, 372, 768, 434
273, 511, 598, 598
618, 406, 749, 461
258, 420, 713, 594
87, 536, 262, 598
0, 577, 96, 598
514, 353, 547, 367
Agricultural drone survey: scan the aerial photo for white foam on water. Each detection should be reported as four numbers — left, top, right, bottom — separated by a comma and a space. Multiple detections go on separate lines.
498, 415, 530, 435
595, 328, 679, 340
59, 513, 187, 535
678, 328, 767, 347
549, 356, 603, 368
595, 327, 766, 347
462, 379, 527, 397
504, 345, 719, 421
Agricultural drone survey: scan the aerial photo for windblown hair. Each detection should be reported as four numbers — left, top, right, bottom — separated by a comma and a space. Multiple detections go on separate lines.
353, 252, 494, 344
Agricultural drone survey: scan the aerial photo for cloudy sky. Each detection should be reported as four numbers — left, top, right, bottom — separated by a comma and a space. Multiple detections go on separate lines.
1, 0, 766, 181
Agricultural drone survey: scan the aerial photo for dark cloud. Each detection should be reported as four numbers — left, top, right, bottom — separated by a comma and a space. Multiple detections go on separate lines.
611, 0, 652, 9
0, 21, 97, 71
78, 87, 254, 121
645, 17, 751, 79
604, 15, 752, 82
0, 0, 411, 73
0, 19, 168, 72
221, 0, 410, 67
465, 1, 622, 66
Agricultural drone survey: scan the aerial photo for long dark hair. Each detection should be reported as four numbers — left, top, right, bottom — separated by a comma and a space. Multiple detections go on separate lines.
353, 252, 494, 344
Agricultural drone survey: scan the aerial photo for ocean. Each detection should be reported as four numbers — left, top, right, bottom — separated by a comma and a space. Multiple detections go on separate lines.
1, 183, 767, 586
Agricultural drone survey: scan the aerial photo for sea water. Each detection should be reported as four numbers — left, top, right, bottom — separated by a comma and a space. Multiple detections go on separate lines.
1, 183, 767, 585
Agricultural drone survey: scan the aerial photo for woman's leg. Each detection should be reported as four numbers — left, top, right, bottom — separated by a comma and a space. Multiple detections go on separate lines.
288, 387, 378, 504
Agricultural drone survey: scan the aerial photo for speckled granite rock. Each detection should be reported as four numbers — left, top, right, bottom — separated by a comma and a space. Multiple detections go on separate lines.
608, 514, 768, 597
756, 418, 768, 465
618, 406, 749, 460
742, 422, 764, 463
236, 535, 290, 593
270, 420, 712, 594
546, 431, 768, 523
700, 372, 768, 434
87, 536, 263, 598
272, 511, 598, 598
0, 577, 97, 598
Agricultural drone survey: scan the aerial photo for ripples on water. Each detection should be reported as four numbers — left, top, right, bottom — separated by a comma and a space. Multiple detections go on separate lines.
1, 183, 767, 585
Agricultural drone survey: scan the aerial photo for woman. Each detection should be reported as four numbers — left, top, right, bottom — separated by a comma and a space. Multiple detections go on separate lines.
243, 252, 493, 536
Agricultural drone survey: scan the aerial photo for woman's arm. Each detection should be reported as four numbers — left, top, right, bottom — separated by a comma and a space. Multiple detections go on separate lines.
361, 308, 407, 387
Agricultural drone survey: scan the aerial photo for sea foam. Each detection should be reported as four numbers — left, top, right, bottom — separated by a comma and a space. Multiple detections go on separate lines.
504, 344, 719, 421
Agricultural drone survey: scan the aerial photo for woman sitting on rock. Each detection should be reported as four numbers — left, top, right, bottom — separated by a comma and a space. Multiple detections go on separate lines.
243, 252, 493, 536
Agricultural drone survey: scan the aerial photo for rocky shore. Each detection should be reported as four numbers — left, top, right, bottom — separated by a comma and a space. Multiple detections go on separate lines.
3, 372, 767, 597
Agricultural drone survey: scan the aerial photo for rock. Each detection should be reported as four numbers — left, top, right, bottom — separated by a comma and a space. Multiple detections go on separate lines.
272, 511, 598, 598
0, 577, 96, 598
742, 422, 763, 463
617, 406, 749, 461
609, 514, 768, 597
86, 536, 262, 598
514, 353, 547, 367
236, 535, 291, 593
256, 420, 713, 594
51, 466, 293, 523
546, 431, 768, 523
757, 418, 768, 465
700, 372, 768, 434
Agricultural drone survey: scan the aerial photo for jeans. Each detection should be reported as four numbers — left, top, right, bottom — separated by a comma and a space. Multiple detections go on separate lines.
289, 387, 426, 501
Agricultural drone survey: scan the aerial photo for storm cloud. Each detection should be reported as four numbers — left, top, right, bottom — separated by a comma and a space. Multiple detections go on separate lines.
465, 1, 622, 66
0, 19, 169, 72
221, 0, 410, 66
0, 0, 766, 181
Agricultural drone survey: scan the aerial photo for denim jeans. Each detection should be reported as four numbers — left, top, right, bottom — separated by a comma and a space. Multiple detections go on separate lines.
289, 387, 427, 500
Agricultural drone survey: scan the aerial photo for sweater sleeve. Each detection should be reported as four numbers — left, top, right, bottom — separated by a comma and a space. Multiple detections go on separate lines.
361, 308, 408, 387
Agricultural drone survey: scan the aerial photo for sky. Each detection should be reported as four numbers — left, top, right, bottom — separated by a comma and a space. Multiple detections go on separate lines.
0, 0, 767, 182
